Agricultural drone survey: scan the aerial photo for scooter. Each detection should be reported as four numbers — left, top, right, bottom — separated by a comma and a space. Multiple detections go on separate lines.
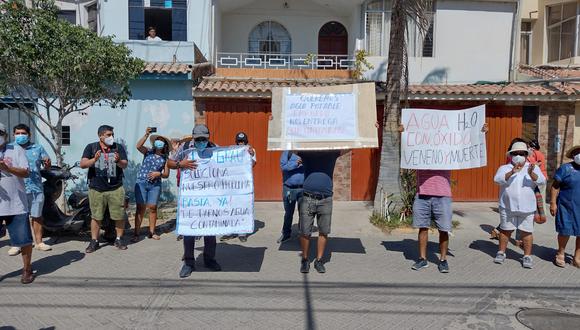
41, 163, 129, 243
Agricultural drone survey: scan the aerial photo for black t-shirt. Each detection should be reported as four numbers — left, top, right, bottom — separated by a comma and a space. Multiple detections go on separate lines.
82, 142, 128, 192
298, 151, 341, 196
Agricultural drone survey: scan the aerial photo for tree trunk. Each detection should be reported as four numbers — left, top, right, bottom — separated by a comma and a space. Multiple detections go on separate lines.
374, 0, 407, 214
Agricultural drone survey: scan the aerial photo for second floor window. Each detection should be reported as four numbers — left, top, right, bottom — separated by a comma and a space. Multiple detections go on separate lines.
520, 22, 532, 65
547, 2, 577, 62
248, 21, 292, 54
129, 0, 187, 41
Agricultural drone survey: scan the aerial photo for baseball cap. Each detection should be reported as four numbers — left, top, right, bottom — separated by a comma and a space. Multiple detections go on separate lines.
192, 124, 210, 139
236, 132, 248, 144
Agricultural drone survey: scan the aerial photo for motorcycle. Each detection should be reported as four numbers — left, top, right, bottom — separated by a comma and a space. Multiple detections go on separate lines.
40, 162, 129, 243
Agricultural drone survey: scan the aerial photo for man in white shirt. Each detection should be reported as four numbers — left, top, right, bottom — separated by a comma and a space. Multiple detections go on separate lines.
146, 27, 162, 41
493, 141, 546, 269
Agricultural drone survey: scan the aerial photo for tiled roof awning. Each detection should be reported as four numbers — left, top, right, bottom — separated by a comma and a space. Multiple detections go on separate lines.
194, 77, 580, 101
143, 62, 192, 74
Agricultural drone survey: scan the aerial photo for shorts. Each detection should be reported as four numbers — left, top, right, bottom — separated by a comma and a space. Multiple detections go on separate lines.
299, 195, 332, 235
88, 186, 126, 221
412, 195, 453, 232
0, 213, 33, 247
499, 208, 534, 233
135, 181, 161, 206
27, 192, 45, 218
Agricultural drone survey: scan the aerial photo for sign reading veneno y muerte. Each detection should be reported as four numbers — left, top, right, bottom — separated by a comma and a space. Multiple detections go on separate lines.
176, 146, 254, 236
268, 83, 378, 150
401, 105, 487, 170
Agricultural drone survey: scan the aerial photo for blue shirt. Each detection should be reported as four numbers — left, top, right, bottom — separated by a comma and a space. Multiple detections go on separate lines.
280, 151, 304, 188
299, 151, 341, 196
137, 150, 167, 185
9, 142, 49, 194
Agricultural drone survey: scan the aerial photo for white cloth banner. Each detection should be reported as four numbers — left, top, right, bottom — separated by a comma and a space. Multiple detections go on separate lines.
284, 91, 357, 140
401, 105, 487, 170
176, 146, 255, 236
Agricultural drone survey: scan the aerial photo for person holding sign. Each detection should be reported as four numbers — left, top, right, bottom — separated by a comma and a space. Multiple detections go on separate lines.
132, 127, 171, 242
298, 150, 347, 274
493, 142, 546, 269
401, 123, 488, 273
168, 124, 222, 278
80, 125, 129, 253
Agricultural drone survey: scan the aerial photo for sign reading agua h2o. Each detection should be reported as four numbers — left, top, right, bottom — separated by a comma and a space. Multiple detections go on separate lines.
176, 146, 254, 236
401, 105, 487, 170
284, 91, 357, 140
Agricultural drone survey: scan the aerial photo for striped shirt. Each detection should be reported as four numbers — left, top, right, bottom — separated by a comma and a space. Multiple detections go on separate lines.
416, 170, 452, 197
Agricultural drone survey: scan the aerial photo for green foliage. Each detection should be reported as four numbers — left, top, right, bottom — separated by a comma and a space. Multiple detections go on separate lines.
399, 169, 417, 216
0, 0, 145, 163
351, 49, 374, 79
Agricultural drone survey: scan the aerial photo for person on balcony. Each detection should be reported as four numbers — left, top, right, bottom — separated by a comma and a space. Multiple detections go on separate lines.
146, 27, 162, 41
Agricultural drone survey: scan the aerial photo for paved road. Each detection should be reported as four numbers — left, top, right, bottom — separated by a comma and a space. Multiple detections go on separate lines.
1, 202, 579, 329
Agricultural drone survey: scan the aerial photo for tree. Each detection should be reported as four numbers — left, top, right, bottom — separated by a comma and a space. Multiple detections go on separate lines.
0, 0, 145, 165
374, 0, 432, 215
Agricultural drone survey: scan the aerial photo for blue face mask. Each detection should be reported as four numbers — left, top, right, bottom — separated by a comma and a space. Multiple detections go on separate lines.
154, 140, 165, 149
15, 134, 29, 145
194, 140, 208, 150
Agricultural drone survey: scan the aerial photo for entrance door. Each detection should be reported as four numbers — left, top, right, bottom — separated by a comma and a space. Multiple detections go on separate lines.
318, 21, 348, 69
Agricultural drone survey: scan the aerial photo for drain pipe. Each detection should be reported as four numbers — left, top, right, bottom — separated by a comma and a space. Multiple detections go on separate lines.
508, 0, 522, 82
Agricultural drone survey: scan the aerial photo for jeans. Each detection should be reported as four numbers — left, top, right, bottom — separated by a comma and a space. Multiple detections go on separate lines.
183, 236, 216, 265
282, 185, 303, 237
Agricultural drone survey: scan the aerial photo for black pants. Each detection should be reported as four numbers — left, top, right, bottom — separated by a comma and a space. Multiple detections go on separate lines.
183, 236, 216, 265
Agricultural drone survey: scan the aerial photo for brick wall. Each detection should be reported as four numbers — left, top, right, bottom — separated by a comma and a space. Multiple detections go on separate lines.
333, 153, 351, 201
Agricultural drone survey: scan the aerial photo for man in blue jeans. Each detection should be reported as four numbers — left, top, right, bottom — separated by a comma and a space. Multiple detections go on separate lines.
0, 122, 35, 284
278, 150, 304, 243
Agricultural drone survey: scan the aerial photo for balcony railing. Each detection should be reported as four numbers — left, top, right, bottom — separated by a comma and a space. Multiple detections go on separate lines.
216, 52, 354, 70
120, 40, 195, 64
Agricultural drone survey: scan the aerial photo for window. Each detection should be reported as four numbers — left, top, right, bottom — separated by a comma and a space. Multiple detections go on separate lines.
364, 0, 436, 57
61, 126, 71, 146
58, 10, 76, 24
520, 22, 532, 64
547, 2, 578, 62
128, 0, 187, 41
87, 3, 98, 33
248, 21, 292, 54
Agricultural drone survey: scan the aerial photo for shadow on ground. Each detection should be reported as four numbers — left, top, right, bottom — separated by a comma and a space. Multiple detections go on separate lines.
382, 239, 455, 264
0, 250, 84, 282
278, 236, 366, 263
194, 244, 267, 272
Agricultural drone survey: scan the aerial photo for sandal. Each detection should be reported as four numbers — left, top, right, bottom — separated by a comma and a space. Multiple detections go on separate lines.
147, 232, 161, 240
21, 269, 35, 285
555, 253, 566, 268
490, 229, 499, 240
130, 235, 139, 243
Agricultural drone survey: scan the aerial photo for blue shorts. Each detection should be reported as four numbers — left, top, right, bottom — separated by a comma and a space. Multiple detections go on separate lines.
135, 181, 162, 206
412, 195, 453, 232
0, 213, 33, 247
27, 192, 45, 218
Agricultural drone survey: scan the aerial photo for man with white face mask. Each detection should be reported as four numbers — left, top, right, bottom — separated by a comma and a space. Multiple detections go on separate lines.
494, 141, 546, 269
80, 125, 128, 253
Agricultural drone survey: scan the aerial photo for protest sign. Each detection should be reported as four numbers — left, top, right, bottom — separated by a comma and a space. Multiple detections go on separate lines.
268, 83, 378, 150
176, 146, 254, 236
401, 105, 487, 170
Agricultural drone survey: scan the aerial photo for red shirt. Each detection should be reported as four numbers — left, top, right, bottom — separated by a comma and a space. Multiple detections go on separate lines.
416, 170, 452, 197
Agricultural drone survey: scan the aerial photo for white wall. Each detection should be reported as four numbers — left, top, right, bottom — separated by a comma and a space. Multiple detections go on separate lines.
219, 0, 355, 54
99, 0, 129, 40
365, 0, 517, 84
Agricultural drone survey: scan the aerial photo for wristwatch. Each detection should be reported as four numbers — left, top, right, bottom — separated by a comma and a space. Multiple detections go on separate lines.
176, 161, 181, 169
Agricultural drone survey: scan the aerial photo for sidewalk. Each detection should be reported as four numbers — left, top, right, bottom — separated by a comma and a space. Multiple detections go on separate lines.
0, 202, 579, 329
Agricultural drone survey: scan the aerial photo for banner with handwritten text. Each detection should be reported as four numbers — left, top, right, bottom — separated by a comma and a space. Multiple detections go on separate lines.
176, 146, 254, 236
401, 105, 487, 170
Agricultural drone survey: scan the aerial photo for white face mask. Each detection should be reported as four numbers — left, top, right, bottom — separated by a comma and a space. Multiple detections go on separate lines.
511, 155, 526, 166
574, 154, 580, 165
104, 136, 115, 146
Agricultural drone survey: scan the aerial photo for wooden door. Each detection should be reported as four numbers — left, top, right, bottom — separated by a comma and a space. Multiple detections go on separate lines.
318, 21, 348, 69
205, 100, 282, 201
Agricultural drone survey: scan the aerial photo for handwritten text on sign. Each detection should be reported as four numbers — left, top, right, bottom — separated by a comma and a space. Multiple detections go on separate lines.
401, 105, 487, 170
284, 92, 357, 140
176, 146, 254, 236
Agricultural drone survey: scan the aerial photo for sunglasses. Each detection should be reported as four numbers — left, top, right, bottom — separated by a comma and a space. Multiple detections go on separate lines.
194, 138, 208, 142
511, 151, 527, 157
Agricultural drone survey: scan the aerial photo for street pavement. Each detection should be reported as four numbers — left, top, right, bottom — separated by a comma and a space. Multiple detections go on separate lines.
1, 202, 579, 330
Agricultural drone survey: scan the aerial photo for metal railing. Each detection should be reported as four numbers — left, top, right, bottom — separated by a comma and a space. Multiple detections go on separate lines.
216, 52, 355, 70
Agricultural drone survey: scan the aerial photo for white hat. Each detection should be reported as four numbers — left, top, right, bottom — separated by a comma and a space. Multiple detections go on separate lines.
506, 142, 529, 157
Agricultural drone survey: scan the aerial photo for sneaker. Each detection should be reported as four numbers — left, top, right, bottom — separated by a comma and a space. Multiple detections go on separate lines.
8, 246, 21, 256
35, 242, 52, 251
494, 252, 506, 264
412, 258, 428, 270
179, 263, 195, 278
277, 234, 291, 244
220, 234, 237, 242
85, 240, 99, 254
438, 260, 449, 273
522, 255, 533, 269
114, 238, 128, 250
238, 235, 248, 243
314, 259, 326, 273
204, 259, 222, 271
300, 259, 310, 273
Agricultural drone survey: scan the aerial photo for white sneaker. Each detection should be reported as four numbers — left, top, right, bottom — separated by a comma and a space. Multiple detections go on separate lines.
8, 246, 21, 256
35, 242, 52, 251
